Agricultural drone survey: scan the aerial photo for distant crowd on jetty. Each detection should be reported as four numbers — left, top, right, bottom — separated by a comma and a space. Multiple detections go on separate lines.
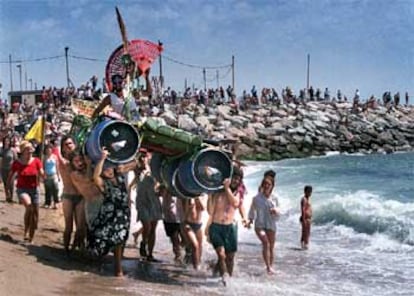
1, 73, 411, 115
0, 76, 413, 161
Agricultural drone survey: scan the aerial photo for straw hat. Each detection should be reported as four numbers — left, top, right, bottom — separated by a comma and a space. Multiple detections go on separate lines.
19, 140, 35, 153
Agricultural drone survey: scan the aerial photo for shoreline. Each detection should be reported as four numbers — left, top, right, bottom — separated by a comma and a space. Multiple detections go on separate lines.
1, 153, 412, 296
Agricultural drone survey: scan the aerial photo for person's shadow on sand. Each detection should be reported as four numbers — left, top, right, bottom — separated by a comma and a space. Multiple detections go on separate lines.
1, 231, 220, 287
25, 244, 105, 274
25, 243, 209, 287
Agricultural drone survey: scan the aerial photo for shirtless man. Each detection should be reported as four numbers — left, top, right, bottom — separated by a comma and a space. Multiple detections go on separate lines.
300, 185, 313, 250
182, 195, 205, 270
58, 136, 86, 254
70, 149, 136, 233
68, 150, 103, 234
206, 168, 242, 285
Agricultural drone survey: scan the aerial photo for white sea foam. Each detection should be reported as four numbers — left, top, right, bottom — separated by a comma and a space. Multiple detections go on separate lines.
238, 154, 414, 296
313, 190, 414, 245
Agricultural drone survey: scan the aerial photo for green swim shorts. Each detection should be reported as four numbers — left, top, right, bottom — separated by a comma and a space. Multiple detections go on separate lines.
208, 222, 238, 253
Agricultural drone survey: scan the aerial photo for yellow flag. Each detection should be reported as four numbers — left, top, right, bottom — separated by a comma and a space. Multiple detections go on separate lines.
24, 117, 44, 143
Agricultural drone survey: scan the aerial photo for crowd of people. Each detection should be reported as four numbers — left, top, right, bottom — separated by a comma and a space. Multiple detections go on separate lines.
0, 126, 290, 284
6, 64, 410, 285
0, 71, 296, 286
1, 140, 288, 281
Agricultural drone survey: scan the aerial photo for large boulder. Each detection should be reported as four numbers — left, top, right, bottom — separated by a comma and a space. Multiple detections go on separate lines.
178, 114, 198, 132
160, 110, 178, 126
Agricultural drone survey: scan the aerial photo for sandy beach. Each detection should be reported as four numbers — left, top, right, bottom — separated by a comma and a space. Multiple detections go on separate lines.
0, 188, 228, 296
0, 196, 76, 296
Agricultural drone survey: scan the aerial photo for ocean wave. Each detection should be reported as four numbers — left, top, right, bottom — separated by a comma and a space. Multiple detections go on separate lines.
312, 191, 414, 245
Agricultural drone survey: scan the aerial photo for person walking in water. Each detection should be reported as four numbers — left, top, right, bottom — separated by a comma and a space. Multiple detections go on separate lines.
206, 167, 242, 285
135, 152, 162, 262
300, 185, 313, 250
246, 170, 280, 275
182, 195, 205, 270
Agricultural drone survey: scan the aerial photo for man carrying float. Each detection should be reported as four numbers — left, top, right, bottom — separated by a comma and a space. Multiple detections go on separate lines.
66, 7, 234, 275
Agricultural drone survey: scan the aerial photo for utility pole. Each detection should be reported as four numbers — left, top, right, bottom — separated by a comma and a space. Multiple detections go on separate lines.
9, 54, 13, 91
16, 64, 22, 91
306, 53, 310, 90
216, 70, 219, 89
34, 83, 38, 90
158, 40, 164, 89
25, 67, 28, 90
65, 47, 70, 88
203, 68, 206, 91
29, 78, 33, 90
231, 55, 235, 91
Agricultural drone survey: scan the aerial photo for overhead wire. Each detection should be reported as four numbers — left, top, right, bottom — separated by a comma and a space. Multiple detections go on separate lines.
0, 55, 64, 64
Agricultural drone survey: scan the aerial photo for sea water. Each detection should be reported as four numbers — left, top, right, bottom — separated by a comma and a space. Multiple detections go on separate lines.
228, 152, 413, 296
75, 152, 413, 296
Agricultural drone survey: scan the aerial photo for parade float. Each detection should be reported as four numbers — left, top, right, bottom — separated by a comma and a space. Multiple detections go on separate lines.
69, 7, 233, 199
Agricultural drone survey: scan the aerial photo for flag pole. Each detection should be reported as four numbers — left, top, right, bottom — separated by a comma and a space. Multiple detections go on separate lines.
39, 108, 47, 162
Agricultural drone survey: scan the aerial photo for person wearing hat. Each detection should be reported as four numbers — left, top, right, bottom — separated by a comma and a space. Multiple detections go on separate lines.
7, 140, 45, 243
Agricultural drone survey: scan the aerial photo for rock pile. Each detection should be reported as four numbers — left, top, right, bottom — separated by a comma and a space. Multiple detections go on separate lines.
158, 102, 414, 160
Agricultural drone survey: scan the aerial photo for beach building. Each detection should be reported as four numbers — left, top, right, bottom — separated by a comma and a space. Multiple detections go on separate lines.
7, 90, 43, 111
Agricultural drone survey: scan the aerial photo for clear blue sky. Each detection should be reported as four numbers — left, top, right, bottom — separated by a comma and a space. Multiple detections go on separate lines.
0, 0, 413, 100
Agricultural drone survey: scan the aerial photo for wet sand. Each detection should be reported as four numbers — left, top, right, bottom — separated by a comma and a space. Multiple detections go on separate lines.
0, 191, 227, 296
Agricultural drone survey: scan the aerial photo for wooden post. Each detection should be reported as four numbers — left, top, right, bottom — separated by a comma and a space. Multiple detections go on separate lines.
231, 55, 235, 90
307, 54, 310, 90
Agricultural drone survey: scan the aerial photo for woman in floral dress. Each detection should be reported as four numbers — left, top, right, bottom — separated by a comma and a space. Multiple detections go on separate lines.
89, 148, 131, 277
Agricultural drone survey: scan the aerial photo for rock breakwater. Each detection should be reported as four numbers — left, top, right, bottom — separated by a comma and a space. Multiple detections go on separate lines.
160, 102, 414, 160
